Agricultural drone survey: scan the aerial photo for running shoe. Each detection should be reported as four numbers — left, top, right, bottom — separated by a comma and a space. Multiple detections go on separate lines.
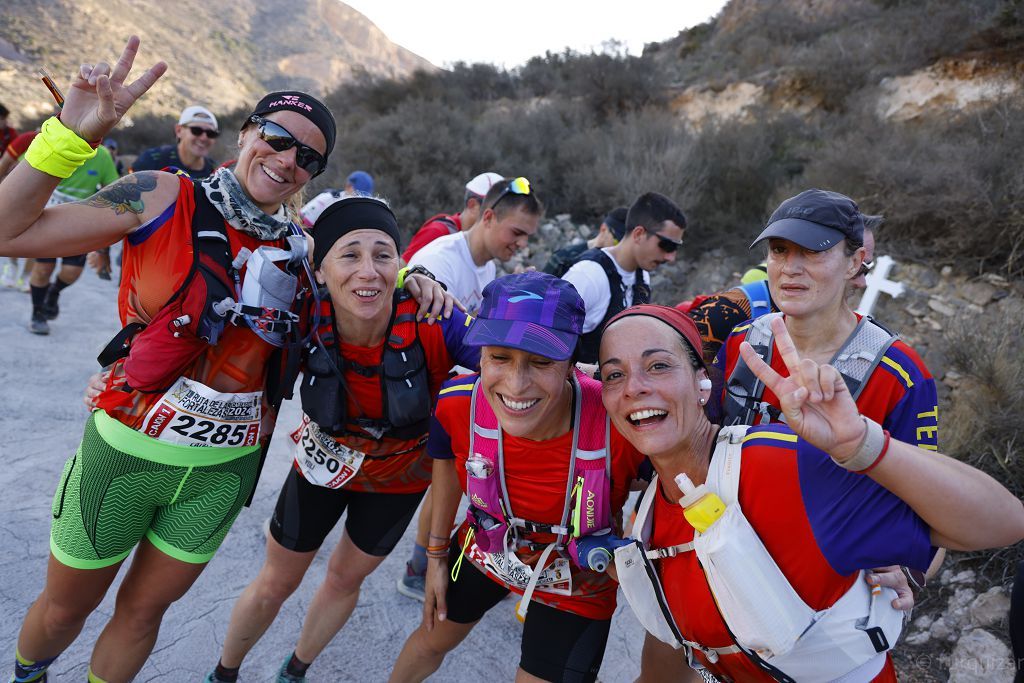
97, 267, 112, 281
28, 313, 49, 336
40, 288, 60, 320
396, 561, 426, 602
0, 264, 15, 288
10, 672, 47, 682
17, 278, 30, 293
276, 655, 306, 683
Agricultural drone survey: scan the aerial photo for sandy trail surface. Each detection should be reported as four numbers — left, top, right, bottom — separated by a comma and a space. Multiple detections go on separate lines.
0, 267, 646, 681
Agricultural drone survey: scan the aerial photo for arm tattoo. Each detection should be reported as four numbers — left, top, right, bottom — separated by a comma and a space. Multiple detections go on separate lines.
81, 171, 160, 215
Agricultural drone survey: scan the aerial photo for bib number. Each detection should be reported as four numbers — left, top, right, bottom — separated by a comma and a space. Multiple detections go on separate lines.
290, 414, 365, 489
140, 377, 261, 447
476, 544, 572, 596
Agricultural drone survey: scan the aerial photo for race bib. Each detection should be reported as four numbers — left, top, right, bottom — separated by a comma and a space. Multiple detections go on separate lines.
140, 377, 261, 447
289, 414, 365, 489
474, 543, 572, 596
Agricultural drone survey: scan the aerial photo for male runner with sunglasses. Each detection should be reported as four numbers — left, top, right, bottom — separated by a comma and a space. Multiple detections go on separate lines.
131, 104, 219, 179
562, 192, 686, 364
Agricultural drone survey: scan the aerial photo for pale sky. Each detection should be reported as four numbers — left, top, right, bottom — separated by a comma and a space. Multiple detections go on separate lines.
343, 1, 730, 69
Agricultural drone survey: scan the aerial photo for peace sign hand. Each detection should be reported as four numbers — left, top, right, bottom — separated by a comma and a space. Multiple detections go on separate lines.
738, 315, 866, 463
58, 36, 167, 142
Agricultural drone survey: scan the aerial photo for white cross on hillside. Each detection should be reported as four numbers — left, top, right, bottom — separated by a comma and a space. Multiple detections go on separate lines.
856, 255, 905, 317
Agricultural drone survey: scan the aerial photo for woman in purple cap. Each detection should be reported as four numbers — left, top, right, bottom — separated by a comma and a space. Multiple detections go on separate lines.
390, 272, 646, 683
0, 38, 448, 683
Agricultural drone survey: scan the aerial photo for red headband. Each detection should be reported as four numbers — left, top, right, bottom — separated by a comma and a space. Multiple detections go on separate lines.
605, 304, 705, 368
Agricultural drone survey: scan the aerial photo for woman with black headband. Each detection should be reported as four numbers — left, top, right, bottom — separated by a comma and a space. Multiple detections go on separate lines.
0, 38, 449, 683
203, 197, 480, 683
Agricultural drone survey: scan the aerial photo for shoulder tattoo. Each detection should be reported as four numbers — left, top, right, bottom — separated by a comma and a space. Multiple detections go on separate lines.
81, 171, 161, 215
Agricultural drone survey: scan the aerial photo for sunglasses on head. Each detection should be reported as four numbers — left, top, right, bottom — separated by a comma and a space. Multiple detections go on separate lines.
643, 227, 682, 254
248, 114, 327, 177
490, 176, 532, 209
188, 126, 219, 139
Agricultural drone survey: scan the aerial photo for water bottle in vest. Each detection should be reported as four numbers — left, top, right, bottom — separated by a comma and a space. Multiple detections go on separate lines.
466, 453, 501, 533
676, 474, 726, 532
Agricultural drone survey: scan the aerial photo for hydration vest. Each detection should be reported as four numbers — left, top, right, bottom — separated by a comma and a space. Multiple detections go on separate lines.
616, 427, 903, 682
738, 279, 772, 320
464, 369, 612, 617
576, 249, 650, 363
299, 291, 433, 442
724, 312, 897, 426
96, 183, 311, 403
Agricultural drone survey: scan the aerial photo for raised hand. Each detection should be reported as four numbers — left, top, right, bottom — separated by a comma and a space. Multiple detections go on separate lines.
58, 36, 167, 142
738, 315, 865, 462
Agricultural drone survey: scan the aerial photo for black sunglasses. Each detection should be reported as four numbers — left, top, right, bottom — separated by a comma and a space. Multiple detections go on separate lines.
248, 115, 327, 177
188, 126, 220, 139
644, 227, 682, 254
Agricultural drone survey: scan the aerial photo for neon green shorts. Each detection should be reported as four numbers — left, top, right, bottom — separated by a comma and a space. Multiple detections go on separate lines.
50, 410, 260, 569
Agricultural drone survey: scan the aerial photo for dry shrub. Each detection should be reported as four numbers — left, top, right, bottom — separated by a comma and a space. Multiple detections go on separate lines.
942, 307, 1024, 577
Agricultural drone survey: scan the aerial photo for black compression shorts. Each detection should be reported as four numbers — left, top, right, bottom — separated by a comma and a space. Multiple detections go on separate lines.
269, 466, 425, 555
36, 255, 87, 267
444, 541, 611, 682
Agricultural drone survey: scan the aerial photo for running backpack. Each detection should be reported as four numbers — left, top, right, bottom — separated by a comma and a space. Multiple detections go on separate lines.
575, 249, 650, 363
299, 291, 433, 441
96, 184, 311, 402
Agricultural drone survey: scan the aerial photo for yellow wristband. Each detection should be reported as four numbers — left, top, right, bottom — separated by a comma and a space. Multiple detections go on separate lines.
396, 266, 410, 289
24, 117, 98, 179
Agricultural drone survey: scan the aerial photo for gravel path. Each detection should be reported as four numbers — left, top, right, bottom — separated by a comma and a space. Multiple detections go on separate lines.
0, 266, 646, 682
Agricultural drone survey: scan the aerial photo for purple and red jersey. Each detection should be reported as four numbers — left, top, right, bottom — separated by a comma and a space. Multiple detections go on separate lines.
715, 315, 939, 450
653, 424, 935, 681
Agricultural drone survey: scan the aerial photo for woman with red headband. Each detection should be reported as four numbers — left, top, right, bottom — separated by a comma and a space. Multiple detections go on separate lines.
598, 304, 1024, 682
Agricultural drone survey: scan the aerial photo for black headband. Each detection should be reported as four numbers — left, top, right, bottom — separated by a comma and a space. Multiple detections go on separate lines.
312, 197, 402, 268
250, 91, 336, 158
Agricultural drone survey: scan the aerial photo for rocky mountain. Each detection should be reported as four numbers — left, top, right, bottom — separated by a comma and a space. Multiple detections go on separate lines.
0, 0, 435, 125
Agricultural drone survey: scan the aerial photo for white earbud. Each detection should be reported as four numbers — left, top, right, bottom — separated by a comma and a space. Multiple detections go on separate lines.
698, 378, 712, 391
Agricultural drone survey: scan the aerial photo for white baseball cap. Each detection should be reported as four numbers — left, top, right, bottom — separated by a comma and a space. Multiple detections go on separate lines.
178, 105, 219, 131
465, 172, 504, 198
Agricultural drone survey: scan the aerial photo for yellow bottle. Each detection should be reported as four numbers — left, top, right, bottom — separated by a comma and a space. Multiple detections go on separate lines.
675, 473, 726, 533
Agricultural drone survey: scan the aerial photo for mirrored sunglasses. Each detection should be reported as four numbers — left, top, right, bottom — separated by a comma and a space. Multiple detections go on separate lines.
249, 114, 327, 177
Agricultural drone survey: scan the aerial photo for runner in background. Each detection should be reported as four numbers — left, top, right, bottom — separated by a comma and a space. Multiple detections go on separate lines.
344, 169, 374, 197
562, 192, 685, 364
390, 272, 646, 683
402, 171, 503, 262
542, 206, 627, 278
131, 104, 219, 179
0, 112, 33, 291
206, 197, 477, 683
0, 129, 119, 334
409, 176, 543, 315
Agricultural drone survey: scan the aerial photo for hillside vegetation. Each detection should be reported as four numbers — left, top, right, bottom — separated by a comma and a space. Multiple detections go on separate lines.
288, 0, 1021, 278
